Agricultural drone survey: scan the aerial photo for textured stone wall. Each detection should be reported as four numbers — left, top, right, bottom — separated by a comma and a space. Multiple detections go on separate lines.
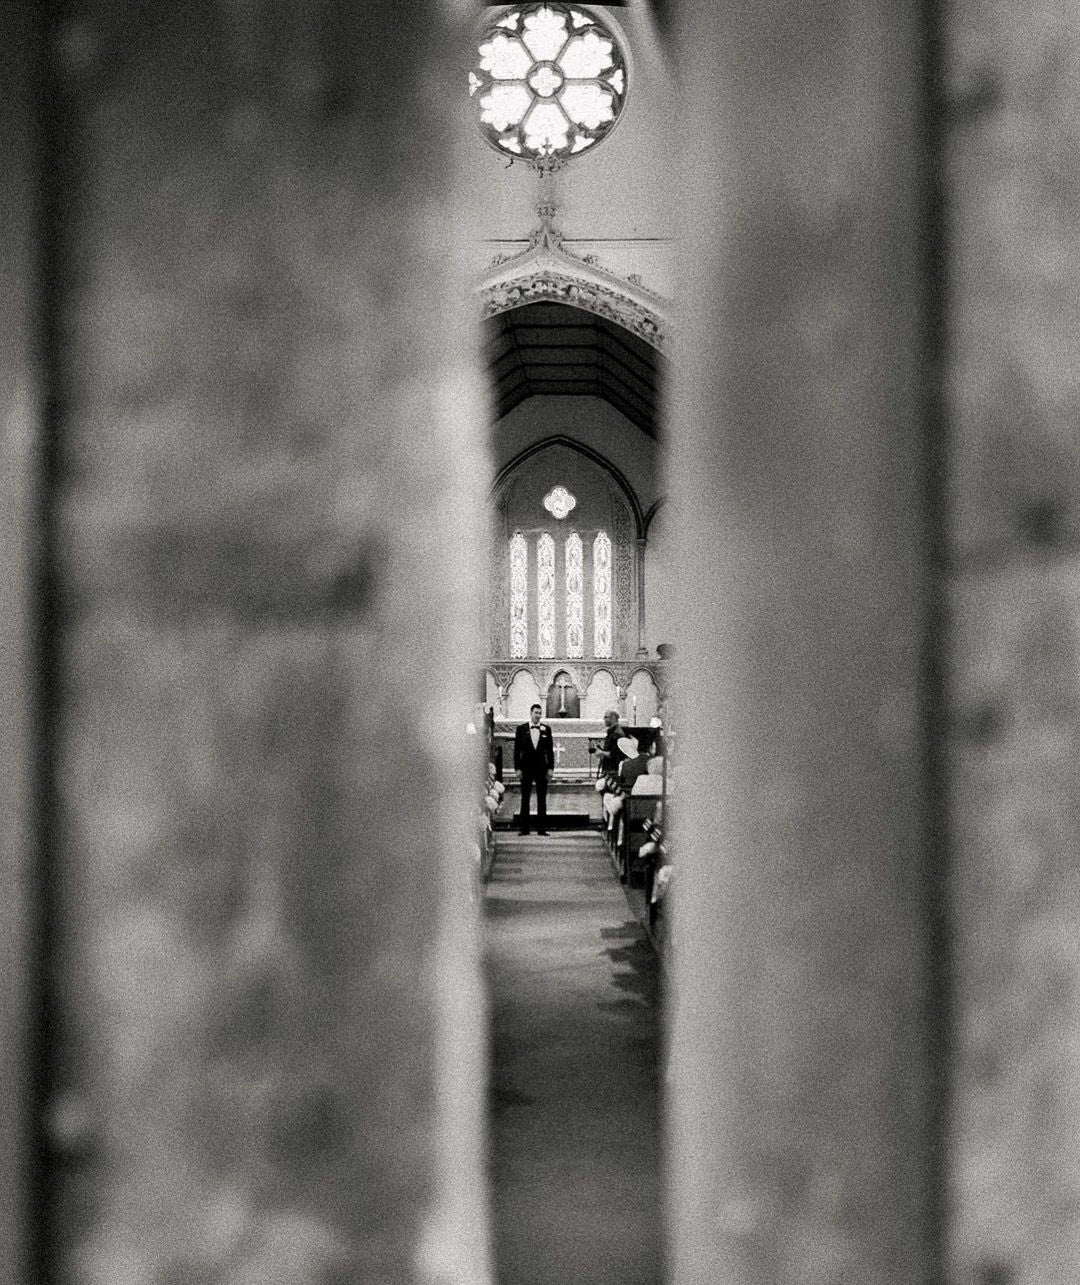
667, 2, 934, 1281
40, 2, 491, 1282
947, 2, 1080, 1281
0, 3, 39, 1276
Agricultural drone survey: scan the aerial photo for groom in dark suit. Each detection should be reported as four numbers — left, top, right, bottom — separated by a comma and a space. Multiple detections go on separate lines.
514, 702, 555, 835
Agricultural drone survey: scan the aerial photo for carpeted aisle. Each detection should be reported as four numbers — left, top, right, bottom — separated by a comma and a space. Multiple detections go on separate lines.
484, 831, 664, 1285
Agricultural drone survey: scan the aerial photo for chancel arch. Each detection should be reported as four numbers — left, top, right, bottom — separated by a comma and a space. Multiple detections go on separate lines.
483, 290, 674, 751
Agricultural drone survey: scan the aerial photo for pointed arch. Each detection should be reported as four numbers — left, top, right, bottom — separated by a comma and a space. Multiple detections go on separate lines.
491, 435, 646, 538
476, 257, 671, 357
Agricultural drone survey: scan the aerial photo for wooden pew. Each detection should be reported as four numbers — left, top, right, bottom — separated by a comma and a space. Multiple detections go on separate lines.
641, 818, 669, 927
477, 764, 505, 886
599, 773, 625, 877
619, 775, 663, 887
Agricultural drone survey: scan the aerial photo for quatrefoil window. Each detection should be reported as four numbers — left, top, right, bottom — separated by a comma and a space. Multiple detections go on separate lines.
470, 3, 629, 164
543, 485, 577, 520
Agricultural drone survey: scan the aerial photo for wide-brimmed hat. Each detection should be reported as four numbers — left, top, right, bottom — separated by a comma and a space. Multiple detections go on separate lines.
616, 736, 640, 758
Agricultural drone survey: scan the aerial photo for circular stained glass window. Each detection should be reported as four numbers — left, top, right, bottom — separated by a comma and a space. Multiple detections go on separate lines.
469, 4, 629, 165
543, 485, 577, 519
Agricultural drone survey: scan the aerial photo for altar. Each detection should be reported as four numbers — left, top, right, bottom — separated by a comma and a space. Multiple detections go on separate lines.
494, 717, 603, 777
493, 717, 661, 779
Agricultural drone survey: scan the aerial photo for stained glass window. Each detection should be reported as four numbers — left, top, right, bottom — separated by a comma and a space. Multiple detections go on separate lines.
537, 533, 556, 658
593, 530, 612, 658
543, 485, 577, 520
510, 532, 528, 659
470, 4, 628, 164
565, 532, 583, 658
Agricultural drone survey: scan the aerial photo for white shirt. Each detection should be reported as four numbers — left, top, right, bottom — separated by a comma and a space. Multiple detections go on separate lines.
530, 726, 541, 749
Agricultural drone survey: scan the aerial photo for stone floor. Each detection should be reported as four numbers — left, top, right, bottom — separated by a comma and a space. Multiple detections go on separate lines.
484, 831, 665, 1285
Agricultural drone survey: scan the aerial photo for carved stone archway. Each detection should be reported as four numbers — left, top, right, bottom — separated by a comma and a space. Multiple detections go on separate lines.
475, 199, 673, 356
480, 270, 669, 354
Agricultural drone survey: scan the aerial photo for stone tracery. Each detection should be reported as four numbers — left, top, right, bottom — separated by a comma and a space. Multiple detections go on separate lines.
470, 3, 629, 164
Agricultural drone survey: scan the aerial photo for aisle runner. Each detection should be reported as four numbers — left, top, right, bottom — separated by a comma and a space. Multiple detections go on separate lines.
484, 832, 664, 1285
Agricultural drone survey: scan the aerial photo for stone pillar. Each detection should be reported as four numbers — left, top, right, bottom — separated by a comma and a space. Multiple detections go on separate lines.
0, 3, 39, 1276
667, 2, 935, 1282
636, 536, 648, 657
43, 3, 490, 1283
946, 5, 1080, 1281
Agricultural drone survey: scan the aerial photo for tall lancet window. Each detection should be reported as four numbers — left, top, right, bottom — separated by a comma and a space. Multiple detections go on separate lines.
565, 532, 584, 658
593, 530, 612, 658
510, 531, 528, 658
537, 533, 556, 658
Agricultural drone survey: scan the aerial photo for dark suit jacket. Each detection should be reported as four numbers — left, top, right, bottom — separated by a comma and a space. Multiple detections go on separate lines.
514, 721, 555, 775
598, 723, 627, 773
619, 754, 651, 789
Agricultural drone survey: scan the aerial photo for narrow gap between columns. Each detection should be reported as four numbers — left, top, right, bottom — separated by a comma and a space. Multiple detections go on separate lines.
29, 3, 72, 1280
918, 0, 956, 1279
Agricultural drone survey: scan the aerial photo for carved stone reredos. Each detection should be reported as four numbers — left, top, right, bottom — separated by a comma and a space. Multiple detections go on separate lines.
485, 659, 670, 703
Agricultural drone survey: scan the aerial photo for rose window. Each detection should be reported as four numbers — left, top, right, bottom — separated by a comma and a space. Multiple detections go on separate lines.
543, 485, 577, 520
470, 4, 628, 164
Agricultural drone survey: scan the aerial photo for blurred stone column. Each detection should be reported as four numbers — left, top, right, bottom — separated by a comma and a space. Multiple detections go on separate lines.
667, 3, 936, 1283
0, 3, 40, 1277
946, 5, 1080, 1282
43, 2, 490, 1282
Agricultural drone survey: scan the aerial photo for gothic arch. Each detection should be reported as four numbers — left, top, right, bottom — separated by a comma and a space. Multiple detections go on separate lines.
498, 664, 545, 689
491, 435, 646, 539
479, 270, 669, 354
545, 663, 584, 694
474, 210, 673, 359
643, 496, 667, 538
626, 664, 669, 705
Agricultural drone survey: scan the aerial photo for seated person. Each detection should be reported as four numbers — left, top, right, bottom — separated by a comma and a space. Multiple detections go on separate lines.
617, 737, 653, 790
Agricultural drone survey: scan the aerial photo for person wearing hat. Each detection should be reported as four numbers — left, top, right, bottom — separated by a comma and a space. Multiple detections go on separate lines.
617, 737, 652, 790
514, 702, 555, 835
596, 708, 628, 776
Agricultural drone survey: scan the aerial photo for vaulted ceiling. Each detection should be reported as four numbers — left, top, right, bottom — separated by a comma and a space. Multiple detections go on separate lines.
485, 301, 666, 438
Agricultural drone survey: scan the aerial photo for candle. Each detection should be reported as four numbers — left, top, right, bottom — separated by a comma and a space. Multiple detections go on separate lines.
631, 696, 637, 721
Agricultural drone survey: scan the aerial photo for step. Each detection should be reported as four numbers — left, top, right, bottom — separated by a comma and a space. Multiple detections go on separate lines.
498, 781, 604, 826
495, 811, 594, 831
